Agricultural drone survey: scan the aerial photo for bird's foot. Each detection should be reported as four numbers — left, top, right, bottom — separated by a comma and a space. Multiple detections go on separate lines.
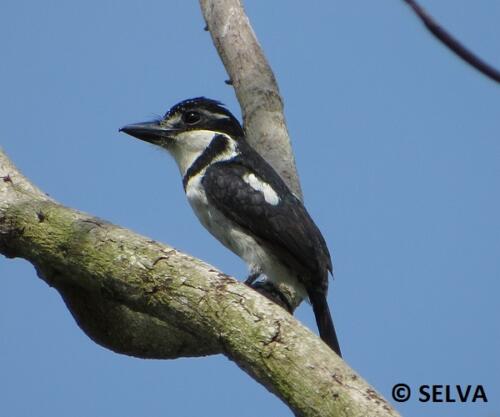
244, 272, 261, 286
245, 277, 294, 314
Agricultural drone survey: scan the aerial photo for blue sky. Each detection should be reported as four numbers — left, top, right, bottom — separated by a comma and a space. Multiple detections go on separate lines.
1, 1, 499, 416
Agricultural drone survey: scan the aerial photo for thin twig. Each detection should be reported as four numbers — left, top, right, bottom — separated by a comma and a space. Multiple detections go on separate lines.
403, 0, 500, 84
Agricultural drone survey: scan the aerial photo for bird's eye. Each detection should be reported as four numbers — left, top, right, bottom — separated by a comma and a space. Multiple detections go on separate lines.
182, 111, 201, 125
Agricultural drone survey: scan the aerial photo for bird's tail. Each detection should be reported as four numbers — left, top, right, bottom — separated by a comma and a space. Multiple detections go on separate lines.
308, 290, 342, 357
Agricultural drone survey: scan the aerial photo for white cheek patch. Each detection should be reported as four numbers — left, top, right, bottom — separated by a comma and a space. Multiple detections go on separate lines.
171, 130, 219, 175
243, 173, 280, 205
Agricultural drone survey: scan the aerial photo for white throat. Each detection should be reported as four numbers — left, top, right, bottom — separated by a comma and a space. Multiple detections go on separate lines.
168, 130, 237, 176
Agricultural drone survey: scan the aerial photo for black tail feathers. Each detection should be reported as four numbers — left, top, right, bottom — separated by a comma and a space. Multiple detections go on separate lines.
308, 290, 342, 357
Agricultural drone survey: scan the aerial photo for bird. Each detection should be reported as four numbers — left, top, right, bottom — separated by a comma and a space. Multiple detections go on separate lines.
120, 97, 341, 356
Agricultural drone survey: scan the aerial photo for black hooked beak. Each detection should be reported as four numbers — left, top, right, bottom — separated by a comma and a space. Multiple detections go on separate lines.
119, 120, 176, 145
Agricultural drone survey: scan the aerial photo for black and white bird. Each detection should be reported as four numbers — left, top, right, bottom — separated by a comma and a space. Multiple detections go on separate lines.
120, 97, 341, 356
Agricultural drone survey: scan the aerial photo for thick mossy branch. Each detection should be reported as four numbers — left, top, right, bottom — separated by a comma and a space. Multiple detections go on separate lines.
1, 202, 221, 358
1, 150, 399, 417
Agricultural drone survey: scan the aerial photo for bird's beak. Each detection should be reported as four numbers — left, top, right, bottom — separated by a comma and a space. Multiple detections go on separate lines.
119, 120, 176, 145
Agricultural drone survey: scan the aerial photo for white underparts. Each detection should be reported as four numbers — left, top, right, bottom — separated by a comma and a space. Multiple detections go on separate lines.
185, 172, 306, 301
242, 173, 280, 205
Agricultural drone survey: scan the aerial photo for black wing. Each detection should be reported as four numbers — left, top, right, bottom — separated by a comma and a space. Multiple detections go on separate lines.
202, 144, 332, 291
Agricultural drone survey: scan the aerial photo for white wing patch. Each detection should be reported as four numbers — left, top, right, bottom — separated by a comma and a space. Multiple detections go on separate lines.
242, 173, 280, 205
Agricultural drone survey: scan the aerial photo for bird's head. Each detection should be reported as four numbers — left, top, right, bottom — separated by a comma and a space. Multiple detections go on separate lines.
120, 97, 244, 175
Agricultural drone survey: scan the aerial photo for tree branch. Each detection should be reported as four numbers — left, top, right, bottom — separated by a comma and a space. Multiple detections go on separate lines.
403, 0, 500, 84
0, 149, 399, 417
199, 0, 303, 198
